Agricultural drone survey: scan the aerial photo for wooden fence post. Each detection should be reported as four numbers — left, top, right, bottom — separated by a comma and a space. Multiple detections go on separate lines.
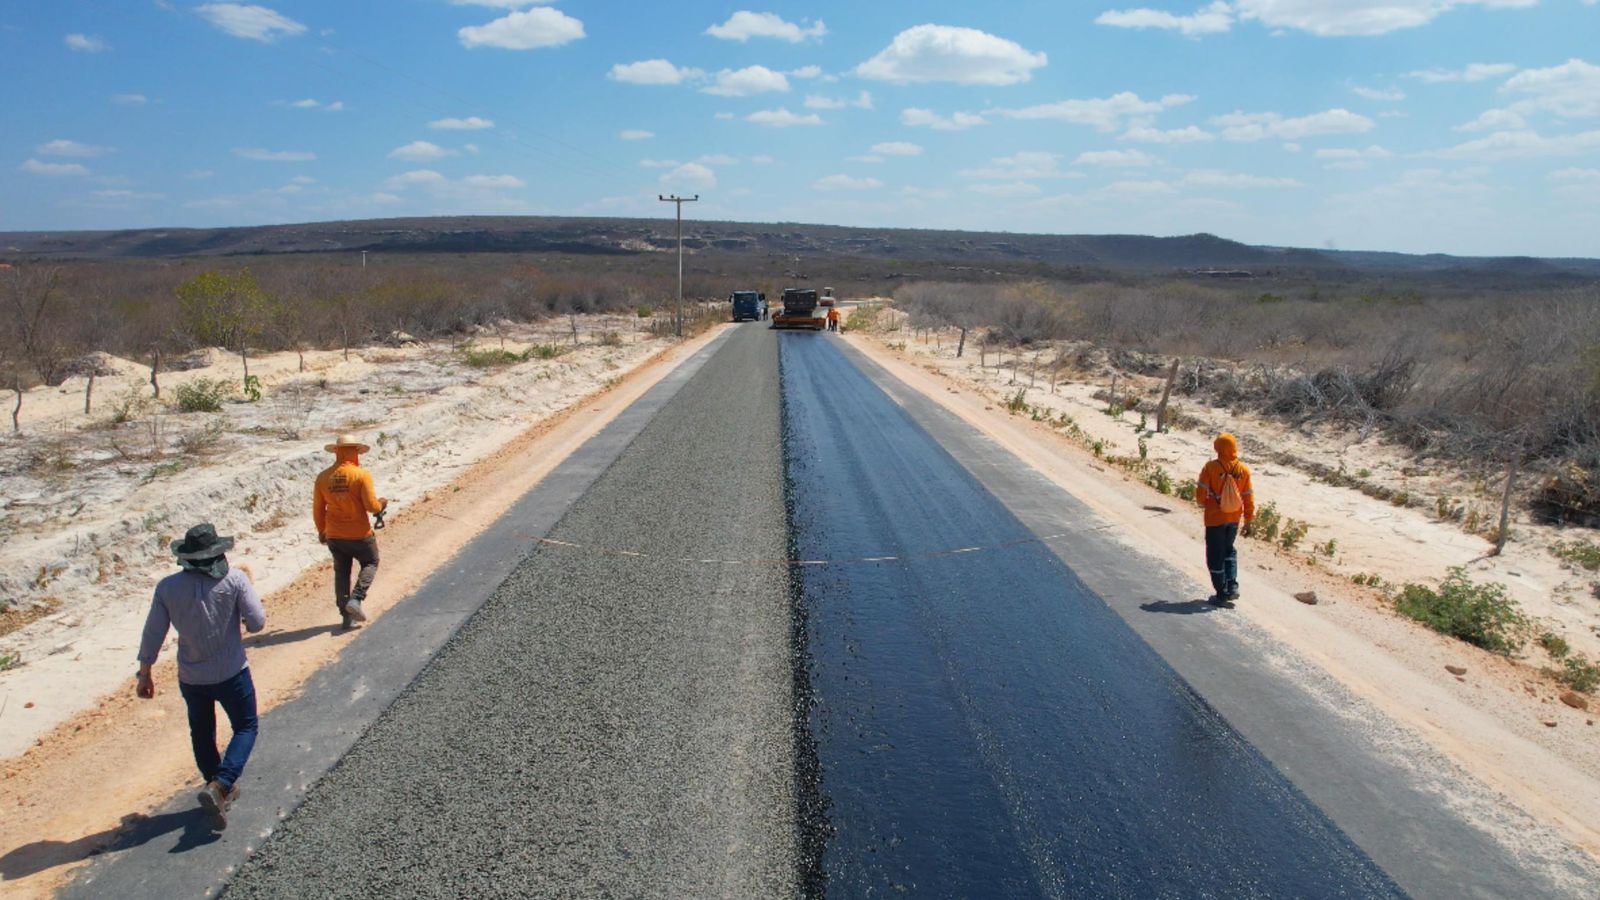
1155, 358, 1181, 432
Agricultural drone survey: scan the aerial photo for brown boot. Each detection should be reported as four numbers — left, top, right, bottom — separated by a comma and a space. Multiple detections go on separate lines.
198, 780, 229, 828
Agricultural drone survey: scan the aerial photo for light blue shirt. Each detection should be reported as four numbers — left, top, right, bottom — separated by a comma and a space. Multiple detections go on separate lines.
137, 568, 266, 685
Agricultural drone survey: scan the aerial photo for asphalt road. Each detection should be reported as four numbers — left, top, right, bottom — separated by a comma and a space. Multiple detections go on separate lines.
782, 334, 1401, 898
55, 324, 1600, 898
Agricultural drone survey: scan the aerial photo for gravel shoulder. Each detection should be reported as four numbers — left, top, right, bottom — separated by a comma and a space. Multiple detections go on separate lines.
219, 323, 797, 899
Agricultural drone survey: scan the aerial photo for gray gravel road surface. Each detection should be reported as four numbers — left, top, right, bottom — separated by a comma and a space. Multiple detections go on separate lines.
220, 324, 796, 899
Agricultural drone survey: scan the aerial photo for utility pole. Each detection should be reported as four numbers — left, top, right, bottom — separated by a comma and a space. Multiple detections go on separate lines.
361, 250, 367, 269
658, 194, 698, 337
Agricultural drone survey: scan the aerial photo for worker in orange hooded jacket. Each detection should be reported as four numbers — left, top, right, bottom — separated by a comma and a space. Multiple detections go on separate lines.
1196, 433, 1254, 605
314, 434, 387, 629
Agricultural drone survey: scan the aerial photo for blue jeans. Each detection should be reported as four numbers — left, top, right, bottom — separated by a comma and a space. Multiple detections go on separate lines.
179, 666, 258, 790
1205, 523, 1240, 597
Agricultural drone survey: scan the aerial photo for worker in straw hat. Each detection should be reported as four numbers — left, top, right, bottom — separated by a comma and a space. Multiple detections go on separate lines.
136, 523, 266, 829
313, 433, 388, 630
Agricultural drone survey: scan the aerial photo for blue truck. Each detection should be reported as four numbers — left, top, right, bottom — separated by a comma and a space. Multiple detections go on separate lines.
730, 290, 767, 322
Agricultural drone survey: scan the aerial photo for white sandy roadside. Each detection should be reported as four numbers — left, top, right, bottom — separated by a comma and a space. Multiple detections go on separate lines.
0, 315, 666, 757
843, 314, 1600, 863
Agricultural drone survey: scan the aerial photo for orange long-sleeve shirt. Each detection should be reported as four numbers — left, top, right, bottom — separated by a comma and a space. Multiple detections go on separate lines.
313, 454, 383, 540
1196, 433, 1255, 527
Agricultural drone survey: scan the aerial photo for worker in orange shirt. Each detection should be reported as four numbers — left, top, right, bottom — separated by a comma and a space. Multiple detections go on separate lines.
313, 434, 388, 629
826, 306, 841, 332
1196, 433, 1255, 606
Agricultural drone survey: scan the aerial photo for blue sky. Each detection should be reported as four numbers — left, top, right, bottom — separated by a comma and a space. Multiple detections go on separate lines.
3, 1, 1598, 256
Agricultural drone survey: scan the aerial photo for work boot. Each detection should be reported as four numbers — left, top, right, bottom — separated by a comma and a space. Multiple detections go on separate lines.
1207, 594, 1233, 607
344, 598, 368, 623
198, 780, 230, 828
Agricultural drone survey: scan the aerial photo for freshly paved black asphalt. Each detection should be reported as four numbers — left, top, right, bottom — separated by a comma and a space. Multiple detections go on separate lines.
781, 333, 1402, 898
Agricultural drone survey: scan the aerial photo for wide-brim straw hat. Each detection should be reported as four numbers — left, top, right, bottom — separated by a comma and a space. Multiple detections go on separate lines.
325, 433, 371, 453
171, 523, 235, 560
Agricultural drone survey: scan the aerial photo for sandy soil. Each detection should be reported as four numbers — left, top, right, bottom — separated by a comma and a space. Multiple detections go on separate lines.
844, 311, 1600, 861
0, 320, 726, 898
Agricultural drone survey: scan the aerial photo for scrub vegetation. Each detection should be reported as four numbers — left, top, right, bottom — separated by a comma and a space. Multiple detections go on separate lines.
896, 279, 1600, 530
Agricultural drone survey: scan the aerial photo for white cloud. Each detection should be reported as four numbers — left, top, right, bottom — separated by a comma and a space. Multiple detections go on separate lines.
789, 65, 823, 79
1095, 2, 1233, 36
1435, 128, 1600, 160
1212, 108, 1375, 141
850, 155, 886, 163
65, 33, 108, 52
871, 141, 924, 157
195, 4, 307, 42
430, 116, 495, 130
389, 140, 455, 161
619, 129, 655, 140
1501, 58, 1600, 119
459, 7, 584, 50
697, 154, 739, 165
463, 143, 480, 154
1455, 108, 1526, 132
37, 139, 112, 157
804, 91, 873, 110
638, 159, 680, 168
1314, 145, 1394, 168
1121, 124, 1216, 143
714, 112, 735, 120
1074, 149, 1156, 167
998, 92, 1194, 132
384, 170, 448, 189
289, 175, 316, 185
961, 151, 1070, 180
814, 174, 883, 190
609, 59, 703, 85
451, 1, 561, 6
901, 107, 985, 130
1407, 62, 1516, 83
284, 98, 343, 111
90, 189, 164, 201
706, 11, 827, 43
856, 25, 1046, 86
1183, 170, 1302, 188
1232, 1, 1539, 38
970, 181, 1042, 197
745, 108, 823, 127
1352, 86, 1406, 101
1100, 179, 1175, 195
660, 162, 716, 191
19, 159, 90, 176
1283, 142, 1303, 152
1550, 167, 1600, 183
461, 174, 525, 188
702, 65, 790, 97
111, 93, 148, 106
234, 147, 315, 161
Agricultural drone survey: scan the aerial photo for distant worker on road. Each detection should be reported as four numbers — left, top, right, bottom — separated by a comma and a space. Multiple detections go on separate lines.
314, 433, 388, 630
827, 306, 841, 332
1196, 433, 1254, 606
136, 523, 265, 829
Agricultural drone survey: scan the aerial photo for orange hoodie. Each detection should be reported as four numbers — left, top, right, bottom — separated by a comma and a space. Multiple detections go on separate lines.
1197, 433, 1255, 527
313, 449, 383, 540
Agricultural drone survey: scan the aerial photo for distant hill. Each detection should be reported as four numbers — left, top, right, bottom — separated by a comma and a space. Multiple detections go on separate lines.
3, 216, 1596, 281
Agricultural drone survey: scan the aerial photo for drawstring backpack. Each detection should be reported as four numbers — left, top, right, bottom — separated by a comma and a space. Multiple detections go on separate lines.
1219, 464, 1243, 515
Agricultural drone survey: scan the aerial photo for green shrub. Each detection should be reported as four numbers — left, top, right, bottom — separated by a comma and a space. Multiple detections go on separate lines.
0, 651, 21, 672
1539, 632, 1571, 659
636, 306, 654, 318
525, 343, 568, 360
1005, 389, 1029, 414
460, 346, 522, 368
1247, 501, 1282, 542
1395, 568, 1525, 654
1279, 519, 1310, 551
1552, 540, 1600, 572
1556, 655, 1600, 693
174, 377, 232, 413
599, 331, 624, 348
1175, 479, 1197, 502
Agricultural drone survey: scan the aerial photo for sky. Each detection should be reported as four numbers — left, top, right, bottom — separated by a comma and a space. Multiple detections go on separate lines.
3, 1, 1598, 257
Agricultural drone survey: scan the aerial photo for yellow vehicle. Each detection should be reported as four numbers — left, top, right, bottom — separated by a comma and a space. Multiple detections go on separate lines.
771, 288, 826, 330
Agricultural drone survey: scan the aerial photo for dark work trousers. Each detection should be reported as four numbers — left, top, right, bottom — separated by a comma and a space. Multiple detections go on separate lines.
1205, 523, 1240, 597
179, 666, 259, 789
327, 535, 380, 610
